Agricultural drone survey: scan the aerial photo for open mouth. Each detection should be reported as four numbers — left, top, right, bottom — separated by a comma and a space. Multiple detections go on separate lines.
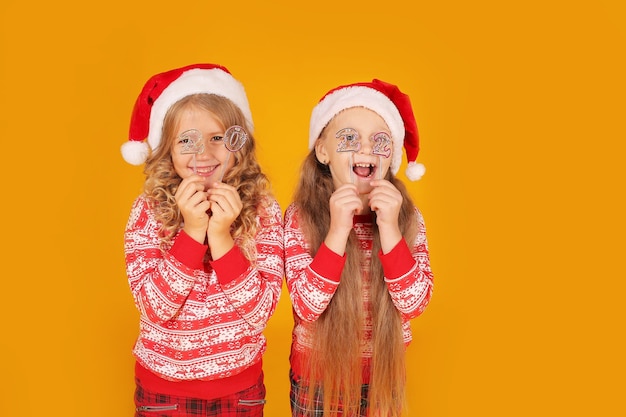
352, 162, 377, 179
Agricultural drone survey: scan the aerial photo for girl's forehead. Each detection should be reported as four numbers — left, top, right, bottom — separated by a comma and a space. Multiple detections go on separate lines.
328, 107, 390, 132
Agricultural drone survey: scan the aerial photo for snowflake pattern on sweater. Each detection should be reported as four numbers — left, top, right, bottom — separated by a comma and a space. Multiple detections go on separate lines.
124, 195, 284, 381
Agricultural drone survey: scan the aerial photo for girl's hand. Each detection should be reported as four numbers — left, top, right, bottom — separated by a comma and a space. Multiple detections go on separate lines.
175, 175, 211, 244
325, 183, 363, 256
368, 179, 403, 253
205, 182, 242, 259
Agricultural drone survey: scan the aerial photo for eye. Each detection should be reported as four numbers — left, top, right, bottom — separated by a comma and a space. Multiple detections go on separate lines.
336, 128, 361, 153
210, 135, 224, 143
371, 132, 392, 158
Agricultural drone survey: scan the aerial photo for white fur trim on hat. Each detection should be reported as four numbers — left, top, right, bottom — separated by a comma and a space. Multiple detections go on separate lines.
309, 86, 405, 175
148, 68, 254, 153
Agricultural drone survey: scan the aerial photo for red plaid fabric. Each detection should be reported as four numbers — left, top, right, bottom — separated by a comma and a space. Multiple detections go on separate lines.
289, 371, 369, 417
135, 375, 266, 417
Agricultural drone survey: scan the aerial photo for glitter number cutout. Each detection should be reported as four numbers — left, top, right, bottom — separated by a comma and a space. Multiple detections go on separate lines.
371, 132, 392, 159
219, 125, 248, 181
336, 128, 361, 184
179, 129, 205, 173
179, 129, 205, 155
336, 128, 361, 153
224, 125, 247, 152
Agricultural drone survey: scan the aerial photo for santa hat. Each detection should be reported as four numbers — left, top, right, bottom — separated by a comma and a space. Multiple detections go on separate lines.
121, 63, 253, 165
309, 79, 425, 180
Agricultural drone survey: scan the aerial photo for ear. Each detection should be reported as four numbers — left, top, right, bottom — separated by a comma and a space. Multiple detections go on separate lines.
314, 139, 329, 164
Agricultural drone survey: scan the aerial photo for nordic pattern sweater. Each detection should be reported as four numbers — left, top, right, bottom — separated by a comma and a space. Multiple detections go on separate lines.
124, 195, 284, 384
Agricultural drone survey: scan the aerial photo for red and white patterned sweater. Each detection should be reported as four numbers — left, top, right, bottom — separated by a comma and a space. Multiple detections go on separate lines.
124, 195, 284, 388
284, 203, 433, 382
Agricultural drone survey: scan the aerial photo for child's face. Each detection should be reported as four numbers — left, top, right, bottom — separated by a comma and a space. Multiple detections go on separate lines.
316, 107, 393, 194
171, 105, 235, 190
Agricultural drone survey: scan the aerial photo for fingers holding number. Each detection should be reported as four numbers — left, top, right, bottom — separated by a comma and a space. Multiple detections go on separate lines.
206, 182, 242, 233
175, 175, 211, 242
368, 179, 402, 228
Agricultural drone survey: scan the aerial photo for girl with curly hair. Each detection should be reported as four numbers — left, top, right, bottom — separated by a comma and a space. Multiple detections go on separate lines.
121, 64, 283, 417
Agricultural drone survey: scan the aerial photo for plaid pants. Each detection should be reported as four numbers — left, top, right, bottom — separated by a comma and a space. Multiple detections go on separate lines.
135, 375, 266, 417
289, 371, 369, 417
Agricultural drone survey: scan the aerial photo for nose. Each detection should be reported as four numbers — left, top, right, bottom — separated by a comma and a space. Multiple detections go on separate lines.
358, 138, 373, 155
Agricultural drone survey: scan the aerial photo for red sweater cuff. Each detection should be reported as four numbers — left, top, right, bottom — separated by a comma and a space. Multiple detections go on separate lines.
309, 242, 345, 283
379, 239, 415, 279
169, 231, 208, 270
212, 246, 250, 285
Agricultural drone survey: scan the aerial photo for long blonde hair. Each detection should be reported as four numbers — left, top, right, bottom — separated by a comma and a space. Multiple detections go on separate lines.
142, 94, 272, 261
294, 149, 418, 417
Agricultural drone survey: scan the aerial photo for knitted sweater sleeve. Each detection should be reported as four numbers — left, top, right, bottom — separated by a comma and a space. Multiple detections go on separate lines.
210, 198, 284, 329
284, 204, 344, 323
124, 196, 205, 324
380, 207, 434, 320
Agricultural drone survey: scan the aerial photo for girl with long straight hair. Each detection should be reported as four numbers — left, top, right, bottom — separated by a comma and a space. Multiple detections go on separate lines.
285, 79, 434, 417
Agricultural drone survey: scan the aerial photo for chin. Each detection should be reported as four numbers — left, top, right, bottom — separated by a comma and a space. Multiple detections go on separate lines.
356, 182, 374, 195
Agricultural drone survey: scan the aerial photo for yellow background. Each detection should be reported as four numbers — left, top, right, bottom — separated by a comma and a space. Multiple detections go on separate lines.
1, 0, 624, 416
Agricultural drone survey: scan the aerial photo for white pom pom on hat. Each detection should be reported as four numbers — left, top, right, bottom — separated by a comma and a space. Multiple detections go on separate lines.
309, 79, 425, 180
121, 140, 150, 166
121, 63, 253, 165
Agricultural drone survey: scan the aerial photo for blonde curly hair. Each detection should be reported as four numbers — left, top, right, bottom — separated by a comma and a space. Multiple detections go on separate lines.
142, 94, 273, 261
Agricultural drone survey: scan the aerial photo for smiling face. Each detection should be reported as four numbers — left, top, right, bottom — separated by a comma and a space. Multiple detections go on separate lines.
171, 105, 234, 190
315, 107, 393, 194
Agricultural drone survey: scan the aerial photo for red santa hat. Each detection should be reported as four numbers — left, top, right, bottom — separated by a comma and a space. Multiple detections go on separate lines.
121, 63, 253, 165
309, 79, 425, 180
